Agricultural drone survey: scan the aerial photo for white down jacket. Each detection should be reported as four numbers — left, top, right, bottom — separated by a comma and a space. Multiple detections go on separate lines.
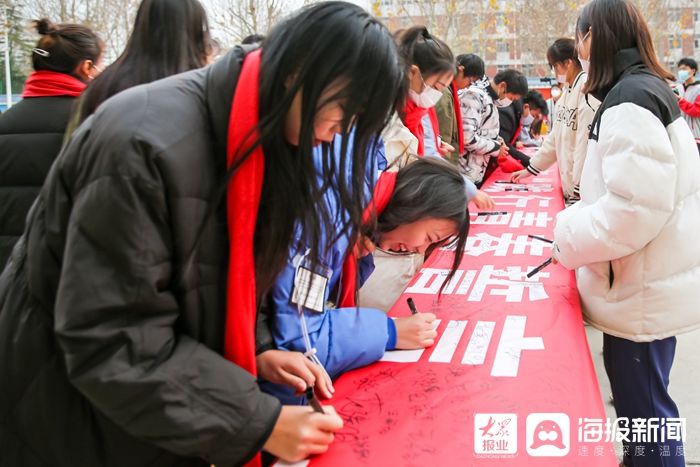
554, 48, 700, 342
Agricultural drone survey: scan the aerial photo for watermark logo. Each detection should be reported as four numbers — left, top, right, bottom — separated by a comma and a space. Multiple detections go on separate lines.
526, 413, 570, 457
474, 413, 517, 456
578, 417, 686, 444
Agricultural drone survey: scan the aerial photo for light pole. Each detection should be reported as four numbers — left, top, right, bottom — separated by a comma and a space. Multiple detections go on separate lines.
3, 5, 12, 110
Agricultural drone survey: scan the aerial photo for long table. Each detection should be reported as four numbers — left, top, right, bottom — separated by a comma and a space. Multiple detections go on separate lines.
295, 164, 616, 466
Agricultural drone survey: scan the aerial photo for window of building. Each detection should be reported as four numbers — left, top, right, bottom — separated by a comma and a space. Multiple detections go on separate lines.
669, 9, 681, 24
496, 13, 506, 30
669, 35, 681, 49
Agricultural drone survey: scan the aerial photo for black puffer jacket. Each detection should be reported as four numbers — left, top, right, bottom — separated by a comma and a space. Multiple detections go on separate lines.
0, 95, 76, 267
0, 47, 280, 467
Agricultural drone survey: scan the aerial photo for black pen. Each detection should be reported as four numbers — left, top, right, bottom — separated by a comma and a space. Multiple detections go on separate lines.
406, 297, 418, 315
506, 187, 529, 192
477, 211, 509, 216
305, 387, 325, 414
526, 257, 553, 278
528, 234, 554, 244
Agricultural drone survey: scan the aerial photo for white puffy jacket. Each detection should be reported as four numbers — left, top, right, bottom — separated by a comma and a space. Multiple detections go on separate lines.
554, 48, 700, 342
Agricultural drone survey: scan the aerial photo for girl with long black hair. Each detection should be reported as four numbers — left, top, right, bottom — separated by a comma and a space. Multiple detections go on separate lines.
74, 0, 211, 124
0, 2, 404, 465
259, 156, 471, 405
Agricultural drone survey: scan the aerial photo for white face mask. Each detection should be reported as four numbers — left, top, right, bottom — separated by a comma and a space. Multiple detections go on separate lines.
409, 84, 444, 108
495, 97, 512, 108
577, 30, 591, 75
579, 57, 590, 74
556, 74, 568, 84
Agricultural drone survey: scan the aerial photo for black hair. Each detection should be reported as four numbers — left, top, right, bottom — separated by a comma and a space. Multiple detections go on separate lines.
79, 0, 210, 120
241, 34, 265, 45
494, 69, 528, 96
546, 38, 581, 69
456, 53, 485, 79
31, 18, 102, 77
376, 158, 469, 295
678, 57, 698, 72
250, 1, 404, 295
577, 0, 673, 95
524, 90, 548, 115
396, 26, 455, 77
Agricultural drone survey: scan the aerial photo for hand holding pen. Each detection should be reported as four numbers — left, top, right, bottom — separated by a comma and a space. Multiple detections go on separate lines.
393, 298, 437, 350
526, 235, 559, 277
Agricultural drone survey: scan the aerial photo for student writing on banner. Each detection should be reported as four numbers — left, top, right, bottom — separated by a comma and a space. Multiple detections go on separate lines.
382, 26, 455, 164
512, 37, 599, 204
363, 31, 494, 312
257, 157, 472, 405
0, 3, 405, 466
553, 1, 700, 465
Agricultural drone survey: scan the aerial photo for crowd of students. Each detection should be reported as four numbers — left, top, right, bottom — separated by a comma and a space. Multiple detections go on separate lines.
0, 0, 699, 466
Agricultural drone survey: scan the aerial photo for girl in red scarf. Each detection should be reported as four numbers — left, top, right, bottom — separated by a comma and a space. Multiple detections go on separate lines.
259, 157, 471, 408
396, 27, 456, 157
0, 18, 101, 266
0, 4, 406, 467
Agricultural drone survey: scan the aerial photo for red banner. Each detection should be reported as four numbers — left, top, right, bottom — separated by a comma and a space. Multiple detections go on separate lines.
304, 165, 617, 466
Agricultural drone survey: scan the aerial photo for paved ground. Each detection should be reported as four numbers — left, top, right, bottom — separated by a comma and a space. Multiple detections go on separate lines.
586, 326, 700, 465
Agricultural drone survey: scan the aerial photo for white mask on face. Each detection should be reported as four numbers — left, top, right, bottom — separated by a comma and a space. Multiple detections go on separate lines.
494, 82, 512, 108
409, 85, 444, 108
495, 97, 512, 108
579, 57, 590, 74
578, 30, 591, 74
556, 74, 568, 84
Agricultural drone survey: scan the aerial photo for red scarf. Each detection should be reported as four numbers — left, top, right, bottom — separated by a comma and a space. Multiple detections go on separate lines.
451, 82, 465, 155
224, 49, 264, 467
22, 70, 86, 98
402, 99, 440, 156
338, 171, 397, 308
224, 49, 264, 377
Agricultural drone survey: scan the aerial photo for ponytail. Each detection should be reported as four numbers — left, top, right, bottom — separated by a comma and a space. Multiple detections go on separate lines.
31, 18, 102, 74
396, 26, 454, 77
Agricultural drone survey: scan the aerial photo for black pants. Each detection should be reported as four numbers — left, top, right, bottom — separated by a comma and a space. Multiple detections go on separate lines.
603, 334, 685, 467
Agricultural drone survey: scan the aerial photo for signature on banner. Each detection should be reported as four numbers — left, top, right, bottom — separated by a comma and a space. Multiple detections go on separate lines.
474, 414, 687, 459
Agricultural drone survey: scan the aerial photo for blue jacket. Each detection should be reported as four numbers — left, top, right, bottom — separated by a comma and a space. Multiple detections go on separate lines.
260, 135, 395, 405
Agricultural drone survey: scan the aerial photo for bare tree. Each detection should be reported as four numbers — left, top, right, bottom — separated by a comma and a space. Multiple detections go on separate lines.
20, 0, 140, 62
207, 0, 286, 46
374, 0, 687, 79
